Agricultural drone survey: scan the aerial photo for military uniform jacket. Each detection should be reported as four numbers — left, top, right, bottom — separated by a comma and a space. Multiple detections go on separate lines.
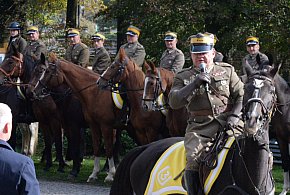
159, 48, 185, 73
242, 52, 269, 74
116, 42, 146, 67
169, 62, 244, 129
91, 47, 111, 74
23, 39, 47, 60
0, 140, 40, 195
65, 42, 90, 68
5, 35, 27, 59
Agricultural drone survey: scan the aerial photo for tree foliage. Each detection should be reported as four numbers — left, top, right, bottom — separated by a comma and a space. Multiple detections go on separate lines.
106, 0, 290, 70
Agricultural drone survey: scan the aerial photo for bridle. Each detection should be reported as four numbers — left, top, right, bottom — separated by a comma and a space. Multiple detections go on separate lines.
142, 69, 167, 111
242, 74, 276, 141
0, 55, 24, 84
97, 58, 144, 93
97, 60, 127, 91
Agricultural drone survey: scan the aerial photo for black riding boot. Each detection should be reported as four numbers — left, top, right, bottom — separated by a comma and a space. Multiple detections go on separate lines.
184, 170, 200, 195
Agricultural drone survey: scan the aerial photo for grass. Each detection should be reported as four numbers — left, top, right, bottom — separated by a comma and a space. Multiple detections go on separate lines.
33, 154, 285, 194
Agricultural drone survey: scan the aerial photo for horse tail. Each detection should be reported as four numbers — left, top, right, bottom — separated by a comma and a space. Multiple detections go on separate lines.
110, 145, 148, 195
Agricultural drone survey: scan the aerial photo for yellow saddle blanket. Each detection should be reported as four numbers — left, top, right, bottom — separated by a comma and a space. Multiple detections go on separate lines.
145, 136, 235, 195
111, 84, 123, 109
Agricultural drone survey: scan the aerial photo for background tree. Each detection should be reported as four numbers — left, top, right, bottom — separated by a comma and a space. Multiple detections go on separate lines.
105, 0, 290, 73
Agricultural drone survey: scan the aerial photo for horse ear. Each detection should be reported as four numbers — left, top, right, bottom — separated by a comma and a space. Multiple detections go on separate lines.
48, 52, 57, 63
119, 48, 126, 62
269, 63, 282, 78
144, 61, 150, 72
243, 59, 254, 76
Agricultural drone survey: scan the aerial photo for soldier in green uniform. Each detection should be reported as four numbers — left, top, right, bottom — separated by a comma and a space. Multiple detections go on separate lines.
65, 29, 90, 68
5, 22, 27, 59
169, 33, 244, 194
159, 31, 184, 73
23, 26, 47, 60
90, 33, 111, 74
242, 36, 269, 74
116, 25, 146, 68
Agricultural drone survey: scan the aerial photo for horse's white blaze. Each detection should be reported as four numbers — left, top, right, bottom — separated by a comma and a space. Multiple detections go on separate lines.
34, 70, 46, 89
87, 156, 100, 182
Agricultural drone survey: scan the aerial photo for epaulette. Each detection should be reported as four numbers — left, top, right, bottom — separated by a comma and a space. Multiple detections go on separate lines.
175, 48, 184, 54
136, 42, 144, 48
79, 42, 89, 49
176, 66, 193, 74
215, 62, 233, 68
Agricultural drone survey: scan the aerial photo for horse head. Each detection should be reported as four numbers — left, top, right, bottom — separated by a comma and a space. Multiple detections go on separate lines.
97, 48, 135, 90
0, 45, 24, 84
242, 61, 279, 140
31, 54, 63, 99
26, 53, 49, 100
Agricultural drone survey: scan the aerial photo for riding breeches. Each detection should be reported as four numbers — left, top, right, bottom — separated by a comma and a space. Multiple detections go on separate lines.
184, 120, 221, 171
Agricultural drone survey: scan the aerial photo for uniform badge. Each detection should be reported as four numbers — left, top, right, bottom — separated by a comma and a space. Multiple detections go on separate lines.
212, 70, 226, 76
221, 80, 227, 85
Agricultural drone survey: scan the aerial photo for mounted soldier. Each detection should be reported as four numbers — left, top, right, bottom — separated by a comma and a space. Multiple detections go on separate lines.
23, 26, 47, 60
65, 28, 90, 68
5, 22, 27, 59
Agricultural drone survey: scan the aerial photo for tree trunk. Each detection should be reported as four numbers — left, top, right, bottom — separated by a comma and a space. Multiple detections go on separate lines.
66, 0, 78, 28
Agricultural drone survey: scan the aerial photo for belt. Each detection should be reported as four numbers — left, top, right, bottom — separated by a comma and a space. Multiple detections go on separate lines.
189, 104, 233, 117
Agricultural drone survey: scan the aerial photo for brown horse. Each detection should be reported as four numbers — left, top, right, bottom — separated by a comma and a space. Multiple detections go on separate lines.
0, 51, 66, 172
31, 52, 124, 182
142, 61, 188, 136
97, 48, 169, 145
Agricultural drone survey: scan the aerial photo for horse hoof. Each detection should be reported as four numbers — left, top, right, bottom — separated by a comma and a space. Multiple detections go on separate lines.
69, 170, 79, 177
86, 176, 97, 183
104, 175, 114, 183
57, 168, 65, 173
67, 173, 77, 181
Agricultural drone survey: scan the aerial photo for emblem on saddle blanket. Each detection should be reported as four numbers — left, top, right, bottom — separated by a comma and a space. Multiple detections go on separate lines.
145, 136, 235, 195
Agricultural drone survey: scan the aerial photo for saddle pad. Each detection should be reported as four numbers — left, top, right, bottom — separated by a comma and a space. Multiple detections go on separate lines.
157, 93, 168, 116
145, 136, 235, 195
203, 136, 235, 195
145, 141, 187, 195
17, 78, 26, 100
111, 83, 123, 109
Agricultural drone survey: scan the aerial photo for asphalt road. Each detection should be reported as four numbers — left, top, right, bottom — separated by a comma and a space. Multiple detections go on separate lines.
39, 179, 110, 195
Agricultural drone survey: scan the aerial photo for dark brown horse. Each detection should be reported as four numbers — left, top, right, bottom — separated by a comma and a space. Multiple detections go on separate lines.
0, 51, 66, 172
142, 61, 188, 136
110, 63, 277, 195
26, 53, 87, 177
97, 48, 169, 145
31, 52, 125, 182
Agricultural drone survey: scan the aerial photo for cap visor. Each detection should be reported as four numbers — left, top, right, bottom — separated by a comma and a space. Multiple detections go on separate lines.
247, 41, 258, 45
191, 45, 213, 53
67, 33, 78, 37
126, 31, 136, 36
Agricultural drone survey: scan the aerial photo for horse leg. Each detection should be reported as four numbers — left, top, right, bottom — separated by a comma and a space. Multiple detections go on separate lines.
102, 126, 116, 182
41, 123, 53, 171
68, 126, 82, 178
87, 156, 101, 182
87, 126, 102, 182
19, 123, 30, 155
277, 138, 290, 195
53, 126, 65, 173
28, 122, 39, 156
